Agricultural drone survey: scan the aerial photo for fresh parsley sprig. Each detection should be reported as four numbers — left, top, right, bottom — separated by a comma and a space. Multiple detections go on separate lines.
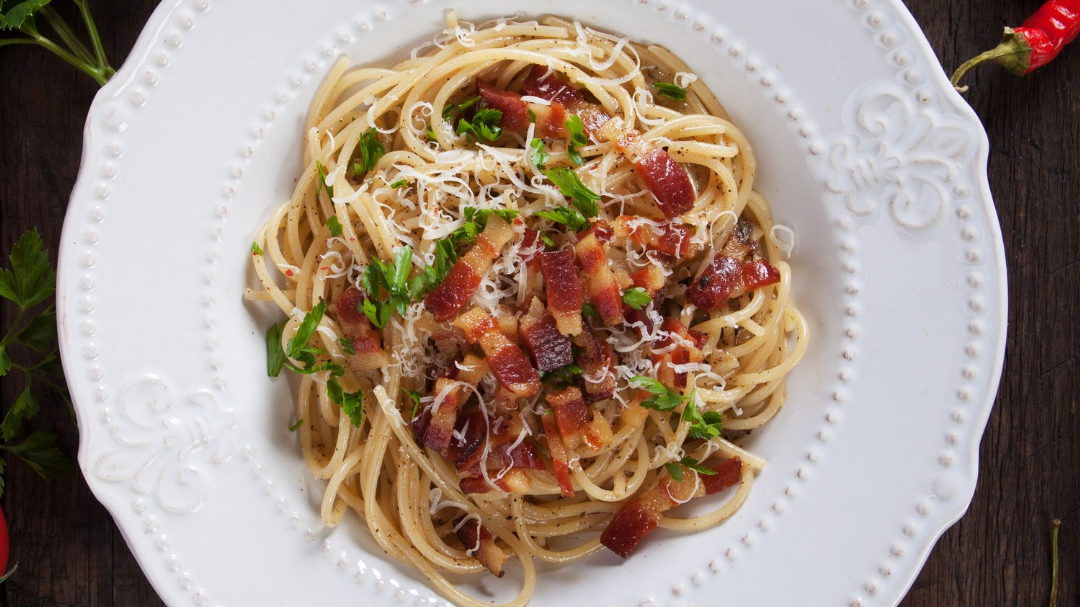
353, 129, 385, 175
630, 376, 723, 440
539, 363, 583, 386
565, 115, 588, 166
457, 108, 504, 143
0, 230, 76, 497
0, 0, 115, 85
543, 166, 600, 217
654, 82, 688, 102
622, 287, 652, 310
403, 388, 422, 419
529, 138, 551, 169
361, 246, 414, 329
533, 206, 589, 232
664, 457, 718, 481
327, 216, 343, 238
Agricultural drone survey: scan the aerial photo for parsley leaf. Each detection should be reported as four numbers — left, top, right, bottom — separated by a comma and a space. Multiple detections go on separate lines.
444, 95, 480, 120
355, 129, 385, 174
655, 82, 688, 101
529, 137, 551, 169
0, 0, 53, 30
403, 389, 422, 419
534, 206, 589, 232
338, 336, 355, 355
1, 430, 75, 481
287, 300, 327, 362
622, 287, 652, 310
14, 308, 55, 353
0, 229, 55, 308
565, 115, 588, 166
426, 122, 438, 142
391, 179, 408, 189
315, 161, 334, 199
327, 215, 343, 238
327, 378, 364, 427
666, 457, 717, 481
266, 320, 287, 377
0, 385, 38, 442
582, 302, 600, 320
527, 108, 537, 123
456, 108, 504, 143
630, 375, 686, 411
539, 364, 583, 385
685, 399, 724, 440
540, 233, 556, 248
664, 461, 683, 481
251, 241, 263, 256
289, 419, 304, 432
543, 167, 600, 217
361, 246, 414, 328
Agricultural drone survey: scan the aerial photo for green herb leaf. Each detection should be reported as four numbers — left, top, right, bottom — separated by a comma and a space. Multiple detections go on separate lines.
426, 122, 438, 142
251, 241, 263, 256
391, 179, 408, 189
403, 388, 422, 419
543, 167, 600, 217
565, 115, 587, 166
664, 461, 683, 481
582, 302, 600, 320
357, 129, 385, 174
315, 161, 334, 199
655, 82, 687, 101
529, 137, 550, 169
534, 206, 589, 232
287, 301, 327, 360
327, 216, 343, 238
0, 0, 52, 30
289, 419, 304, 432
0, 229, 55, 309
327, 378, 364, 427
527, 108, 536, 123
685, 400, 724, 441
622, 287, 652, 310
540, 233, 556, 248
338, 336, 355, 355
539, 364, 583, 385
0, 385, 39, 441
266, 320, 287, 377
14, 308, 55, 352
456, 108, 504, 143
679, 456, 718, 476
1, 430, 74, 481
630, 375, 686, 411
0, 348, 11, 378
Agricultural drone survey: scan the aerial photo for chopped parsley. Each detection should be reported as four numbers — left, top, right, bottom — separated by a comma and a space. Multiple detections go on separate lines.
582, 302, 600, 320
361, 246, 414, 329
266, 320, 287, 377
403, 389, 422, 419
527, 108, 537, 123
539, 364, 583, 385
327, 378, 364, 427
315, 161, 334, 199
631, 376, 723, 439
251, 242, 263, 256
622, 287, 652, 310
664, 457, 717, 481
289, 419, 304, 433
327, 215, 343, 238
529, 137, 551, 169
354, 129, 385, 175
533, 206, 589, 232
338, 336, 355, 355
425, 122, 438, 142
631, 376, 687, 411
443, 95, 480, 120
456, 108, 504, 143
540, 233, 557, 248
654, 82, 688, 102
565, 115, 587, 166
543, 166, 600, 217
390, 179, 408, 189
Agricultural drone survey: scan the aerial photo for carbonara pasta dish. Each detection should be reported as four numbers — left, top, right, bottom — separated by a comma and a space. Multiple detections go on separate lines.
247, 13, 808, 607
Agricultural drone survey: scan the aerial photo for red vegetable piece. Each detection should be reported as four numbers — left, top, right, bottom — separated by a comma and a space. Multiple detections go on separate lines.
477, 81, 530, 130
634, 149, 695, 218
520, 298, 574, 372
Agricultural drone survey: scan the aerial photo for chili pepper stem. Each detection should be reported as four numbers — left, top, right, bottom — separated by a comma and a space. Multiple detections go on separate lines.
951, 28, 1032, 92
0, 563, 18, 584
1049, 519, 1061, 607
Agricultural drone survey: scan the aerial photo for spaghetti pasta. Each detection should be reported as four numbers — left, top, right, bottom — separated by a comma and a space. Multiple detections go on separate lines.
247, 14, 807, 607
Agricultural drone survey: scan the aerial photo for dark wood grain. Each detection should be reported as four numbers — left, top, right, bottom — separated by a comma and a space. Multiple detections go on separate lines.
0, 1, 1076, 606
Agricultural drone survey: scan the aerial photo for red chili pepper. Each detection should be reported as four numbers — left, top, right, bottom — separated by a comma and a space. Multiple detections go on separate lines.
951, 0, 1080, 91
0, 505, 14, 584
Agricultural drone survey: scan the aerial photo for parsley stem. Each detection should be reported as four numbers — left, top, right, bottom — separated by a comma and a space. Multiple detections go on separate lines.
39, 6, 95, 64
1049, 519, 1061, 607
16, 24, 109, 86
0, 308, 25, 349
73, 0, 114, 82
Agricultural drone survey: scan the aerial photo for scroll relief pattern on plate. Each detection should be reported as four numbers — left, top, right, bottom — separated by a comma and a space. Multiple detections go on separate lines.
92, 376, 238, 515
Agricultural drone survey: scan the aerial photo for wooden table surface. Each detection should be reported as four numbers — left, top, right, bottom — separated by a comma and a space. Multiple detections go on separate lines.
0, 1, 1076, 605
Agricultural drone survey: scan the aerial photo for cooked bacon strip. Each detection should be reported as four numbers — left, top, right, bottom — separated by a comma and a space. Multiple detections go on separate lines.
541, 410, 575, 497
520, 298, 573, 372
601, 456, 743, 558
454, 516, 508, 577
455, 410, 546, 494
635, 149, 696, 218
477, 80, 568, 137
613, 216, 701, 259
652, 318, 707, 389
420, 354, 488, 455
687, 221, 780, 311
454, 307, 541, 398
598, 116, 647, 159
425, 216, 515, 322
573, 330, 617, 403
581, 410, 613, 452
575, 232, 623, 326
521, 65, 585, 106
539, 249, 584, 336
546, 386, 589, 449
333, 288, 392, 371
623, 265, 667, 335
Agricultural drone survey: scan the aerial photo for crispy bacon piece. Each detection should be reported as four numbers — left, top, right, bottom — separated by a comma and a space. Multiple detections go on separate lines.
541, 410, 575, 497
576, 104, 612, 137
575, 232, 623, 327
425, 216, 515, 322
455, 410, 546, 494
613, 216, 701, 259
635, 149, 696, 218
546, 386, 589, 449
521, 65, 585, 106
333, 288, 392, 371
520, 298, 573, 372
573, 330, 617, 403
419, 354, 488, 456
601, 457, 743, 558
581, 411, 613, 452
454, 307, 541, 398
454, 516, 508, 577
599, 116, 647, 159
686, 221, 780, 311
539, 249, 584, 336
652, 318, 707, 389
477, 81, 530, 130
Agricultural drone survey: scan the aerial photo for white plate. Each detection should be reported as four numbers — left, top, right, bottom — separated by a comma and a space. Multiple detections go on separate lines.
58, 1, 1006, 606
